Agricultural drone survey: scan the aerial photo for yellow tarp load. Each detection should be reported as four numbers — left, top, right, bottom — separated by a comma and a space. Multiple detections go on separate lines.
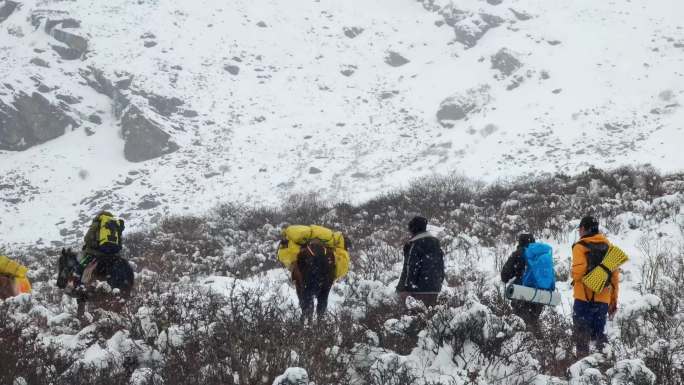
278, 225, 349, 279
582, 245, 629, 293
0, 255, 32, 295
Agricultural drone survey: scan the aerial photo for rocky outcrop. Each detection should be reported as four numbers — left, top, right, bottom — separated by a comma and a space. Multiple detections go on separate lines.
0, 92, 76, 150
224, 64, 240, 75
51, 45, 81, 60
83, 67, 133, 117
340, 64, 357, 76
45, 17, 80, 32
82, 68, 179, 162
29, 13, 89, 60
385, 51, 410, 67
143, 93, 184, 117
454, 13, 503, 48
49, 27, 88, 60
436, 86, 491, 128
30, 57, 50, 68
343, 26, 364, 38
509, 8, 532, 21
491, 48, 521, 76
417, 1, 513, 48
121, 105, 178, 162
51, 28, 87, 52
0, 0, 19, 24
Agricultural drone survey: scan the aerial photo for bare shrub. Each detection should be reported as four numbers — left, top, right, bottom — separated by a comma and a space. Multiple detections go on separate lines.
280, 192, 330, 225
603, 216, 622, 236
492, 242, 512, 274
132, 283, 359, 385
637, 235, 674, 294
532, 311, 575, 376
353, 243, 402, 280
614, 303, 684, 385
0, 301, 69, 385
360, 355, 418, 385
423, 299, 537, 385
126, 215, 224, 280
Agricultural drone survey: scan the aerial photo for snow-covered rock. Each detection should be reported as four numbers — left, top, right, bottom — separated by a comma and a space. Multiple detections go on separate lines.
0, 92, 76, 150
272, 367, 311, 385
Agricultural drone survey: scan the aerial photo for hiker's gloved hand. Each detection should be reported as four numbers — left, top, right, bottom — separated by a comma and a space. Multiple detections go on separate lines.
608, 301, 617, 320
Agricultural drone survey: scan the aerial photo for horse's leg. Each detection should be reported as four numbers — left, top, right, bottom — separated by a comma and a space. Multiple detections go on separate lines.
77, 298, 86, 320
316, 279, 333, 322
293, 264, 314, 324
300, 291, 314, 324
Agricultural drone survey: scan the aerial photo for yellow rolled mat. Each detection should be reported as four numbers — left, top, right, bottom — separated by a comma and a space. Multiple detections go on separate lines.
582, 245, 628, 293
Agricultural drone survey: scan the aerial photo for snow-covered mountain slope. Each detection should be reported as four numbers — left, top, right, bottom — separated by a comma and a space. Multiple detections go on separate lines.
1, 0, 684, 245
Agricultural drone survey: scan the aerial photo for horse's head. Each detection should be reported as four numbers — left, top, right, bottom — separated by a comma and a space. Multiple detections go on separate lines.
57, 248, 79, 289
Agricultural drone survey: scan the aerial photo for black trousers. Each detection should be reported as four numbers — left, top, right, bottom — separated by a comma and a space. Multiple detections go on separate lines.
511, 299, 544, 329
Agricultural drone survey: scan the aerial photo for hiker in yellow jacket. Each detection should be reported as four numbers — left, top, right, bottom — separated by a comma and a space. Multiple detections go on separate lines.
571, 216, 620, 357
0, 255, 32, 299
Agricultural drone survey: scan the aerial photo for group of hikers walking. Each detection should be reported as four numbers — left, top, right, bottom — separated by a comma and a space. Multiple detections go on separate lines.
499, 215, 627, 356
0, 209, 627, 358
277, 213, 627, 357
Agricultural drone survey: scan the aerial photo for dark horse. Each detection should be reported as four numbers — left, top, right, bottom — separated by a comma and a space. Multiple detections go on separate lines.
291, 240, 336, 323
0, 274, 15, 300
57, 248, 134, 318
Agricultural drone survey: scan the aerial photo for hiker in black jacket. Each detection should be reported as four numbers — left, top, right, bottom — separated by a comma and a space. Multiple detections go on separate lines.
501, 233, 544, 327
396, 216, 445, 308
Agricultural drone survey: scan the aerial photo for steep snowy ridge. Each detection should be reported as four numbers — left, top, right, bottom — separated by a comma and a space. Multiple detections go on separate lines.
1, 0, 684, 245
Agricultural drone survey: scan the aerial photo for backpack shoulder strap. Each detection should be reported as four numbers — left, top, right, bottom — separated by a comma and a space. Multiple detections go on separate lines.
574, 240, 589, 248
575, 240, 610, 253
576, 240, 611, 301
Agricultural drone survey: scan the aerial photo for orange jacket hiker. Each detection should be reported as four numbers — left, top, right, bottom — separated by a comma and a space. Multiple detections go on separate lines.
571, 233, 619, 304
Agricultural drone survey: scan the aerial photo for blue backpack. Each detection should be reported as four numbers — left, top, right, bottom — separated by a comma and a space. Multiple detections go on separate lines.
521, 242, 555, 290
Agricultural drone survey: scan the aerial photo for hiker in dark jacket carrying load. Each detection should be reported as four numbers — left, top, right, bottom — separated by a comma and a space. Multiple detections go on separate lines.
501, 234, 546, 327
396, 216, 445, 308
571, 215, 628, 358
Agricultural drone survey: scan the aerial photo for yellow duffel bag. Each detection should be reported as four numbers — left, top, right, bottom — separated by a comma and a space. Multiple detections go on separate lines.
0, 255, 28, 278
283, 225, 315, 245
14, 276, 32, 294
277, 225, 350, 279
333, 248, 350, 279
0, 255, 32, 295
277, 240, 301, 268
310, 225, 334, 245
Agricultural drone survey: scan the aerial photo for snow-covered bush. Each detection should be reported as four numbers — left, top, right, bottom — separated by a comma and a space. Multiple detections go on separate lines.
613, 295, 684, 385
2, 165, 684, 384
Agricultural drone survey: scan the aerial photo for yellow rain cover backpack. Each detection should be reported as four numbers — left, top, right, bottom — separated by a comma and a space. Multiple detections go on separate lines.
0, 255, 32, 295
578, 242, 629, 293
278, 225, 350, 279
88, 212, 125, 255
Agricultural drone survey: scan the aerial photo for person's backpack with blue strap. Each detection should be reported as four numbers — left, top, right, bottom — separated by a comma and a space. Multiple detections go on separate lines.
521, 242, 555, 290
